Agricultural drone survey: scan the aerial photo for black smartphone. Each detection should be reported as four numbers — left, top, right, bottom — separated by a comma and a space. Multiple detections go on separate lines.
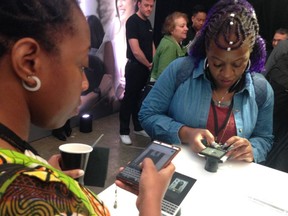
116, 140, 181, 190
198, 146, 227, 160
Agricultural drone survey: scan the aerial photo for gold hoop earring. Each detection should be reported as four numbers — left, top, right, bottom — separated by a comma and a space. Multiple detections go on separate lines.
22, 76, 41, 92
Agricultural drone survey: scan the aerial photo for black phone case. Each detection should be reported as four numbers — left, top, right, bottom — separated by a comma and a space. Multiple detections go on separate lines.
116, 141, 181, 190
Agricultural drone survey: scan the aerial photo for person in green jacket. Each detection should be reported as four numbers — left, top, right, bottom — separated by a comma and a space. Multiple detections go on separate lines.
150, 12, 188, 81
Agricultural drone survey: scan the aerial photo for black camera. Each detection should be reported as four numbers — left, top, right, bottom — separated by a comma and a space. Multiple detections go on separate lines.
199, 142, 228, 172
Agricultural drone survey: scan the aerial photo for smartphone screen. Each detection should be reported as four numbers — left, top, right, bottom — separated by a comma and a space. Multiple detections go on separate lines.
116, 140, 181, 190
199, 147, 227, 159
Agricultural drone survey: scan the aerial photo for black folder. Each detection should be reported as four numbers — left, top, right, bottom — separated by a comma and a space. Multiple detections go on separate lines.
84, 146, 110, 187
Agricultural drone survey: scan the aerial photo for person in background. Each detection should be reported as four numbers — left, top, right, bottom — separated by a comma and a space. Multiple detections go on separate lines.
119, 0, 156, 145
150, 12, 188, 82
139, 0, 274, 163
51, 15, 110, 141
182, 4, 207, 49
272, 28, 288, 49
265, 41, 288, 141
265, 28, 288, 60
97, 0, 137, 101
0, 1, 174, 215
265, 38, 288, 74
87, 15, 105, 52
264, 40, 288, 172
80, 15, 118, 115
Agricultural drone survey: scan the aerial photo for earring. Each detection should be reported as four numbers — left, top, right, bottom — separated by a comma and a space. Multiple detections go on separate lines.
203, 57, 209, 70
246, 59, 251, 71
22, 76, 41, 92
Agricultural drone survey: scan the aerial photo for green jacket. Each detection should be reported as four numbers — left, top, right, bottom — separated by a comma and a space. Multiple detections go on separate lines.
151, 35, 187, 81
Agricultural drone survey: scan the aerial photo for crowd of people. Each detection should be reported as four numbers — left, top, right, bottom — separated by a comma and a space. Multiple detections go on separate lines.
0, 0, 288, 215
0, 0, 173, 215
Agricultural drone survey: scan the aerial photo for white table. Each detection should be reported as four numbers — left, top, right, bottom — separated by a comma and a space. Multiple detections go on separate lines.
99, 146, 288, 216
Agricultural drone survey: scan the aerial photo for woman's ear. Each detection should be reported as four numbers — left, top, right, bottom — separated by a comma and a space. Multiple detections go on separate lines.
11, 38, 41, 86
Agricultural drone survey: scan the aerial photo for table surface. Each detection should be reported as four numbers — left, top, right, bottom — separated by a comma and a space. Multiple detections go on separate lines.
99, 146, 288, 216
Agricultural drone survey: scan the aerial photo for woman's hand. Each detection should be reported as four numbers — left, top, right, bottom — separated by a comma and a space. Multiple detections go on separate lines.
224, 136, 254, 162
115, 158, 175, 216
179, 126, 215, 152
48, 154, 85, 179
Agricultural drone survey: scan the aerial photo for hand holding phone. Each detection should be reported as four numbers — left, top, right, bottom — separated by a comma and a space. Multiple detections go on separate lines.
198, 146, 227, 160
198, 143, 231, 172
116, 140, 181, 190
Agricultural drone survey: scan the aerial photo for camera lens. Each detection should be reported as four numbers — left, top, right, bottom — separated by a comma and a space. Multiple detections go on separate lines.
204, 157, 219, 172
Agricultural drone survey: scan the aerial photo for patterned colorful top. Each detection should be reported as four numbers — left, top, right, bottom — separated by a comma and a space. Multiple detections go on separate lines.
0, 148, 110, 216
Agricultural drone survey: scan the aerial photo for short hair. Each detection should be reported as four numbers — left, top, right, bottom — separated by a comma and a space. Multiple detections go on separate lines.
190, 0, 266, 72
275, 28, 288, 36
191, 5, 207, 17
0, 0, 80, 58
162, 12, 188, 35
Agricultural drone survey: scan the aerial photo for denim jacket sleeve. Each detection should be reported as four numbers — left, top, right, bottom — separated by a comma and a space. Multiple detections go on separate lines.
139, 58, 186, 144
139, 58, 274, 163
245, 74, 274, 163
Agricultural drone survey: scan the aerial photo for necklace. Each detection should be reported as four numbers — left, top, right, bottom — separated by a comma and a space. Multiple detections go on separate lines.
213, 90, 229, 107
211, 99, 234, 144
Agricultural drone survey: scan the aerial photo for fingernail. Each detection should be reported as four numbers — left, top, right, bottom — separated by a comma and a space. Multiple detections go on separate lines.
211, 142, 217, 147
78, 170, 85, 177
25, 150, 33, 158
211, 142, 221, 149
35, 155, 49, 165
227, 145, 235, 151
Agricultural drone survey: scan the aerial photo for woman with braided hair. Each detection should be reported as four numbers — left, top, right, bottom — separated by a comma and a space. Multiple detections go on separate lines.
139, 0, 274, 163
0, 0, 175, 215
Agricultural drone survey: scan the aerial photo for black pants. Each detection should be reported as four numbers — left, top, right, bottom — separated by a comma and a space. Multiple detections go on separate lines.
119, 61, 150, 135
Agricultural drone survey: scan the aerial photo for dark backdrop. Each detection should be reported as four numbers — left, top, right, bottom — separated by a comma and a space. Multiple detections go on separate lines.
154, 0, 288, 53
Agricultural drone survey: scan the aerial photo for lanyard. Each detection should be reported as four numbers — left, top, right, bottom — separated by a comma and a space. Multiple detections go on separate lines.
210, 99, 234, 143
0, 123, 39, 155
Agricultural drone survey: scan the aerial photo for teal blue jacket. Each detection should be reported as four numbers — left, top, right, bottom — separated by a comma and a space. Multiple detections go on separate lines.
140, 56, 274, 163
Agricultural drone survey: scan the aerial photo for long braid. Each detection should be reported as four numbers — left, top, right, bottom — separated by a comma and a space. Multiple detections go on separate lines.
190, 0, 266, 72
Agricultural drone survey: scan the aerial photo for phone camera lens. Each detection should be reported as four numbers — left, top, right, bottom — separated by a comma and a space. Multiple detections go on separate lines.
204, 157, 219, 172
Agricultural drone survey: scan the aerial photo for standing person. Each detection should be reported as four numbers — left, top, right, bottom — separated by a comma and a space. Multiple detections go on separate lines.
271, 28, 288, 49
264, 40, 288, 172
139, 0, 274, 163
114, 0, 137, 100
80, 15, 117, 115
266, 47, 288, 143
266, 28, 288, 61
182, 4, 207, 49
97, 0, 137, 101
119, 0, 156, 145
150, 12, 188, 82
51, 15, 110, 141
0, 0, 175, 215
265, 36, 288, 74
